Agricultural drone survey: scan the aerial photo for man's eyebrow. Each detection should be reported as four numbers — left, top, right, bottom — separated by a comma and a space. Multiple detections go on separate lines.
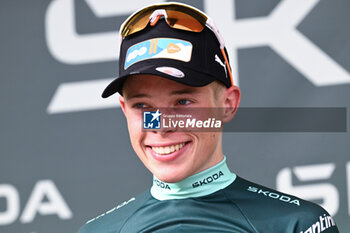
126, 93, 150, 99
170, 89, 198, 95
126, 89, 198, 99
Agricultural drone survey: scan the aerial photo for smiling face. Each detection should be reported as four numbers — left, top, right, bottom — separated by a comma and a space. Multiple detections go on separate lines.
119, 74, 240, 183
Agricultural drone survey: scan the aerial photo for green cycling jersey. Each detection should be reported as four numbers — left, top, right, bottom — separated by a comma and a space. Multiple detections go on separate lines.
77, 157, 339, 233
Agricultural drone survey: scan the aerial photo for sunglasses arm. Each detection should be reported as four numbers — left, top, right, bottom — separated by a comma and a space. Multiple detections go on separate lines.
206, 17, 225, 49
206, 18, 234, 86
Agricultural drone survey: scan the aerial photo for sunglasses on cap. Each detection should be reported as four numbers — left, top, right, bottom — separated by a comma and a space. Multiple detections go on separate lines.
119, 2, 235, 86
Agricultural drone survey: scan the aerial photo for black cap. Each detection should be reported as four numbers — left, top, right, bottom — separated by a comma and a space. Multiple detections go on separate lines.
102, 19, 231, 98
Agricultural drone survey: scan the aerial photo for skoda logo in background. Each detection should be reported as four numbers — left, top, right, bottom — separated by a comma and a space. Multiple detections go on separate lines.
45, 0, 350, 114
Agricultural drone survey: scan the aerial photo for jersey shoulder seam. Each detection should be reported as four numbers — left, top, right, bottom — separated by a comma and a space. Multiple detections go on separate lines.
221, 184, 260, 233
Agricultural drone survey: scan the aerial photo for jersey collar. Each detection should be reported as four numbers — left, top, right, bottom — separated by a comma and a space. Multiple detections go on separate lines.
150, 156, 236, 200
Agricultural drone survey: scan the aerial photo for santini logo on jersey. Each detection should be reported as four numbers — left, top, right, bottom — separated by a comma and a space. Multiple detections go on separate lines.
300, 214, 336, 233
247, 186, 300, 206
192, 171, 224, 188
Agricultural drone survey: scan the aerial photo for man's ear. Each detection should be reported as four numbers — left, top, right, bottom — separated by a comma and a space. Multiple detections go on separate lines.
222, 85, 241, 123
119, 96, 127, 116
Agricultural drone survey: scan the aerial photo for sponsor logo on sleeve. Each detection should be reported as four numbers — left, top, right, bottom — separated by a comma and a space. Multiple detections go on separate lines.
300, 214, 336, 233
247, 186, 300, 206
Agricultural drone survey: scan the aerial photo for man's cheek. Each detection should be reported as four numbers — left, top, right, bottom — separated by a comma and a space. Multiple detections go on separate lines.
127, 115, 142, 131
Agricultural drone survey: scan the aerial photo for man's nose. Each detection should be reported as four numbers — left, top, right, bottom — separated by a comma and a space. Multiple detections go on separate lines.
155, 108, 177, 134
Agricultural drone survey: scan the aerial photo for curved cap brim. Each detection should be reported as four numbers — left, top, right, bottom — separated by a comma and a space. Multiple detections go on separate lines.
101, 64, 216, 98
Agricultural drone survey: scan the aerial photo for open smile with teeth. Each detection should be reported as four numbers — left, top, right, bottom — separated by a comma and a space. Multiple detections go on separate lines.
152, 142, 187, 155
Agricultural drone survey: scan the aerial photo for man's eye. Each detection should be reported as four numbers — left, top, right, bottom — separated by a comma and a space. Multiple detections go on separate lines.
133, 103, 147, 109
177, 99, 191, 105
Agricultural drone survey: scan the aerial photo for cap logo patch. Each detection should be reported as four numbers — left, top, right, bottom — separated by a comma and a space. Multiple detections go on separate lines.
215, 54, 227, 78
167, 43, 181, 53
125, 38, 193, 69
156, 67, 185, 78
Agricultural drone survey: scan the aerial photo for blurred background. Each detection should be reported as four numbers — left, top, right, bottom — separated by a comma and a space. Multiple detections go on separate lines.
1, 0, 349, 232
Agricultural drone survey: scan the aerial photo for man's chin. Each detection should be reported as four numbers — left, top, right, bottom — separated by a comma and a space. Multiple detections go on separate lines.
152, 166, 192, 183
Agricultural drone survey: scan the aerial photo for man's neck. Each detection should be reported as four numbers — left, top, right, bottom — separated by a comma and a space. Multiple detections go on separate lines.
150, 156, 236, 200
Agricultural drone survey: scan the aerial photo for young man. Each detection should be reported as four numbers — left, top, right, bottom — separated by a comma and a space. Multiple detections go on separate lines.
78, 2, 339, 233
